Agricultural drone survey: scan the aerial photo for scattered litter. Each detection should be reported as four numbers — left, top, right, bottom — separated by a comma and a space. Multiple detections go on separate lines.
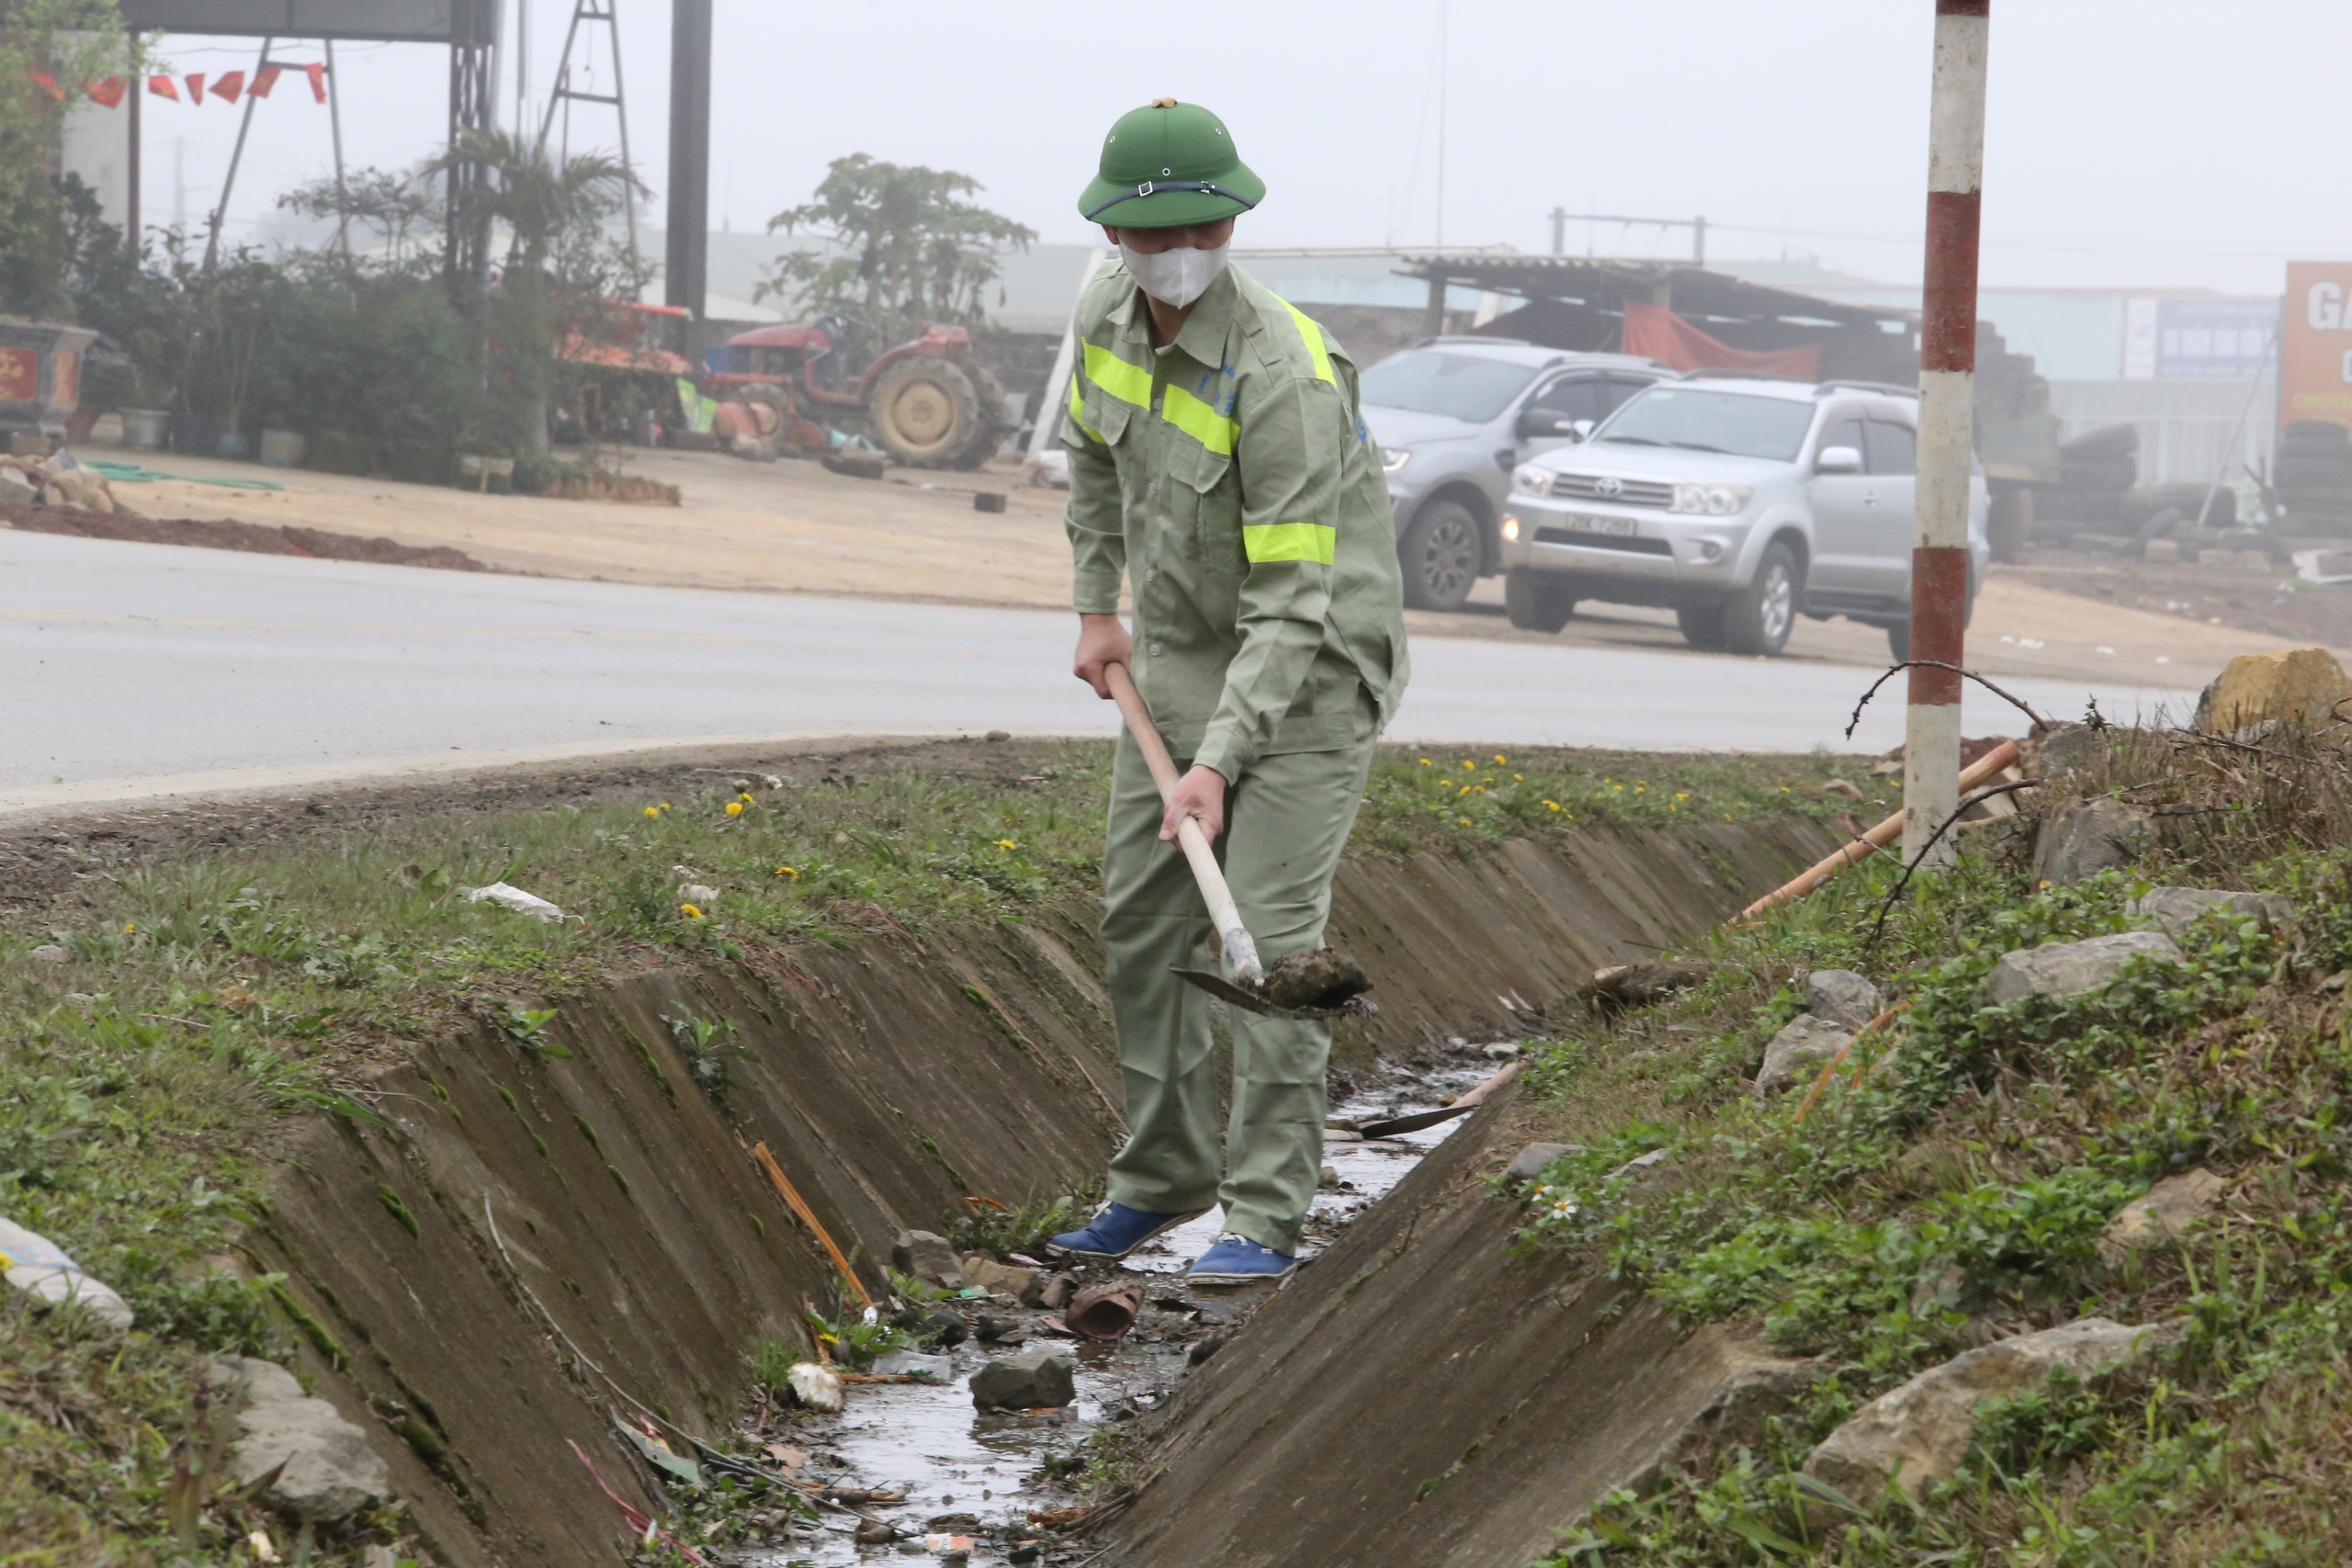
614, 1414, 703, 1486
787, 1360, 845, 1413
85, 456, 286, 491
1064, 1281, 1144, 1342
2293, 547, 2352, 585
677, 882, 720, 907
464, 883, 568, 921
2018, 637, 2046, 649
2097, 645, 2115, 655
0, 1215, 133, 1328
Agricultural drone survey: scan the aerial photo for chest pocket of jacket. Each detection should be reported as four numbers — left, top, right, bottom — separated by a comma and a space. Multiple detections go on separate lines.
1079, 381, 1133, 447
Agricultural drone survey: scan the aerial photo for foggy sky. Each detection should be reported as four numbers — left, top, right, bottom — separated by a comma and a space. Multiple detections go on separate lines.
119, 0, 2348, 296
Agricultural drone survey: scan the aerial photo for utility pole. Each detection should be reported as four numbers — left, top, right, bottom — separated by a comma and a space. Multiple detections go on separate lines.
126, 30, 141, 253
1691, 214, 1706, 267
1549, 206, 1566, 255
1902, 0, 1988, 871
665, 0, 712, 320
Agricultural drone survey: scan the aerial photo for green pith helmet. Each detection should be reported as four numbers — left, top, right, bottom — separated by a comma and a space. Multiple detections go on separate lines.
1078, 99, 1264, 229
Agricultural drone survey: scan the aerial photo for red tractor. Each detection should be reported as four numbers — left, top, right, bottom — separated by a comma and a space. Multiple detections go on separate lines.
704, 312, 1010, 469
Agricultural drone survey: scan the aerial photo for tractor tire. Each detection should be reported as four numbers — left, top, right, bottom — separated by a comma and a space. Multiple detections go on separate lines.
946, 364, 1012, 470
867, 356, 984, 468
1397, 497, 1483, 612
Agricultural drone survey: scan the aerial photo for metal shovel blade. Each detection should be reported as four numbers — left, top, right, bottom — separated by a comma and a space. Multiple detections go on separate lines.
1169, 965, 1379, 1021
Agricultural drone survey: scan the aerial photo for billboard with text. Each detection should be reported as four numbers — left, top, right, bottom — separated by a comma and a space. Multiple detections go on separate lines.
2282, 262, 2352, 434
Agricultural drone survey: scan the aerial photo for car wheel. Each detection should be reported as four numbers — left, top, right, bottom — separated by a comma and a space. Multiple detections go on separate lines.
1398, 499, 1483, 612
1503, 569, 1575, 633
1676, 600, 1727, 651
1723, 541, 1801, 657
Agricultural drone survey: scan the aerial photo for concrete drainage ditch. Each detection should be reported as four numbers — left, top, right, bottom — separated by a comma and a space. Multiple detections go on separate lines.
235, 818, 1837, 1568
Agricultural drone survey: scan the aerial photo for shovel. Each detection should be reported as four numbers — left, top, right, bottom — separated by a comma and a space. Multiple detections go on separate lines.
1102, 662, 1374, 1021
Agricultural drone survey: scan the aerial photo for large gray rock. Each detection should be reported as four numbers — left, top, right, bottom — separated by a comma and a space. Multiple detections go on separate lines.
2127, 886, 2293, 939
216, 1357, 393, 1521
1502, 1142, 1576, 1188
891, 1230, 963, 1289
2031, 798, 2154, 886
962, 1256, 1044, 1306
1804, 1319, 2177, 1510
1754, 1014, 1855, 1099
1804, 970, 1883, 1030
1984, 931, 2182, 1005
969, 1346, 1076, 1411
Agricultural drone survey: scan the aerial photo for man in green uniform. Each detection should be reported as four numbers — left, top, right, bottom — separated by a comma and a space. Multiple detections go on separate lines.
1045, 99, 1408, 1284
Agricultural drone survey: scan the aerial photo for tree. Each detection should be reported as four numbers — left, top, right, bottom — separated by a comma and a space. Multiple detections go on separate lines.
277, 166, 440, 274
759, 154, 1035, 343
0, 2, 135, 318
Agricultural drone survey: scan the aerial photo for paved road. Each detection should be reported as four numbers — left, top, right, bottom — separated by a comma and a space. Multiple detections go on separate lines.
2, 531, 2196, 817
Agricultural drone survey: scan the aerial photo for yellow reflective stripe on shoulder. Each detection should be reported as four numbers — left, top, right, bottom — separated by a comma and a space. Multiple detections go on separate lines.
1066, 370, 1105, 443
1161, 383, 1237, 455
1241, 522, 1337, 565
1283, 301, 1335, 384
1081, 341, 1152, 409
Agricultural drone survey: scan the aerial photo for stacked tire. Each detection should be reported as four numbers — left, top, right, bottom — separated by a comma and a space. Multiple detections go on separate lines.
2040, 423, 2138, 527
2273, 421, 2352, 537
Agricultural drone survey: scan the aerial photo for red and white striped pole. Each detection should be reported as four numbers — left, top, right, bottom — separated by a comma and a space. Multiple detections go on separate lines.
1904, 0, 1988, 870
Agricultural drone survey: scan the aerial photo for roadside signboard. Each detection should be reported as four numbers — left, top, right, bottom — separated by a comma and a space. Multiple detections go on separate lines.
2155, 298, 2275, 379
2281, 262, 2352, 434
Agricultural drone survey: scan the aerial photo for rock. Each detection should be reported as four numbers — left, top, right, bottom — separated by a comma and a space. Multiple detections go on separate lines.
823, 449, 887, 480
1804, 969, 1883, 1029
1038, 1272, 1075, 1310
28, 943, 68, 964
215, 1357, 393, 1521
1188, 1331, 1228, 1366
2127, 886, 2293, 938
1317, 1164, 1340, 1190
891, 1230, 963, 1289
1822, 777, 1865, 799
1754, 1014, 1855, 1099
872, 1349, 953, 1383
969, 1347, 1076, 1410
984, 728, 1012, 741
1586, 960, 1712, 1014
1502, 1142, 1575, 1188
961, 1256, 1043, 1306
1260, 947, 1370, 1010
2030, 722, 2110, 777
2031, 798, 2154, 886
854, 1519, 899, 1544
1803, 1319, 2178, 1512
0, 468, 34, 504
973, 1314, 1024, 1345
1606, 1147, 1671, 1184
2195, 647, 2352, 738
1984, 931, 2183, 1005
2100, 1168, 2225, 1261
918, 1309, 968, 1348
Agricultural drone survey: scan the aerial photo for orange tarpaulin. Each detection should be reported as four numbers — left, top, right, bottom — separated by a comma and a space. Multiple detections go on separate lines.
1622, 300, 1822, 380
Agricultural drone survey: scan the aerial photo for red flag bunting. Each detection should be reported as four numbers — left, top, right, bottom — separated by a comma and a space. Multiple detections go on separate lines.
148, 73, 178, 101
85, 75, 128, 108
251, 64, 281, 98
212, 69, 243, 104
30, 72, 63, 101
303, 61, 326, 103
185, 73, 204, 103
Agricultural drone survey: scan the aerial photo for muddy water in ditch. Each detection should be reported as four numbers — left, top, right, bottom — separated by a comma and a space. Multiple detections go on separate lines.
753, 1059, 1506, 1566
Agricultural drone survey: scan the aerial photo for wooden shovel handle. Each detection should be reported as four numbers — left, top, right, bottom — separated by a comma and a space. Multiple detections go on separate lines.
1102, 662, 1263, 984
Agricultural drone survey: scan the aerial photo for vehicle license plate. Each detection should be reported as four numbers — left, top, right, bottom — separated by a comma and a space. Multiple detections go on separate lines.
1559, 511, 1637, 537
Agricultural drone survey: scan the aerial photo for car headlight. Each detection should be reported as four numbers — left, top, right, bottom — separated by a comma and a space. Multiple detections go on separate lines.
1380, 446, 1411, 473
1669, 483, 1753, 516
1511, 463, 1552, 496
1501, 514, 1521, 542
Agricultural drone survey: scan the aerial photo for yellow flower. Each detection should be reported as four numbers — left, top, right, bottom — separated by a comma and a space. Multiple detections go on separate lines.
123, 922, 136, 933
1418, 758, 1431, 766
1513, 773, 1523, 782
1457, 817, 1472, 827
725, 801, 744, 817
739, 792, 755, 804
1676, 792, 1690, 800
1459, 784, 1471, 795
1544, 800, 1561, 811
679, 903, 704, 920
1634, 784, 1645, 794
643, 806, 662, 818
1461, 760, 1475, 770
996, 838, 1018, 851
1493, 753, 1507, 764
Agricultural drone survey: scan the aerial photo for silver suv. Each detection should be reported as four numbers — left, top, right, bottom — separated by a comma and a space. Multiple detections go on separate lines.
1494, 377, 1987, 659
1359, 339, 1668, 611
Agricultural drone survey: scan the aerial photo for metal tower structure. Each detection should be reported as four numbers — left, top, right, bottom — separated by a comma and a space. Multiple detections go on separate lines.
538, 0, 639, 265
664, 0, 711, 321
446, 4, 499, 299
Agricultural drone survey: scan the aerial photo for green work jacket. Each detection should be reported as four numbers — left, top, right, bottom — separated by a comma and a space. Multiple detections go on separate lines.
1062, 261, 1409, 783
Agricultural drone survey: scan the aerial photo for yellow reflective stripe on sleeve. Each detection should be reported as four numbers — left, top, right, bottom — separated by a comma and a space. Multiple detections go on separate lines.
1066, 370, 1104, 443
1283, 301, 1335, 385
1161, 384, 1237, 455
1081, 341, 1152, 409
1241, 522, 1337, 565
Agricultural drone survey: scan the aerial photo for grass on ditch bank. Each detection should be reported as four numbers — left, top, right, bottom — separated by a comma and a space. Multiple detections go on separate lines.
0, 739, 1854, 1566
1510, 724, 2352, 1564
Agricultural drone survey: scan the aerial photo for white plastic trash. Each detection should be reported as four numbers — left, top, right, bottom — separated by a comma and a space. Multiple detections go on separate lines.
786, 1361, 843, 1413
0, 1216, 134, 1329
465, 883, 568, 922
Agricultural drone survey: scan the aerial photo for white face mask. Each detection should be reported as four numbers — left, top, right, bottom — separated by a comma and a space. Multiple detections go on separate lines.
1118, 239, 1230, 309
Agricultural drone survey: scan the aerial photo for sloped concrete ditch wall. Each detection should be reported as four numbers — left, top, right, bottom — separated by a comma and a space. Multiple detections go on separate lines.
240, 818, 1838, 1568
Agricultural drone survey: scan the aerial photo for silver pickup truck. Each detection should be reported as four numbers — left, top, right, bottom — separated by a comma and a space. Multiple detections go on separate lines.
1494, 376, 1987, 659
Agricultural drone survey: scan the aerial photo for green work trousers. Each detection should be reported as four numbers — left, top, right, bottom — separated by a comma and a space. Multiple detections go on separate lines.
1099, 731, 1375, 1253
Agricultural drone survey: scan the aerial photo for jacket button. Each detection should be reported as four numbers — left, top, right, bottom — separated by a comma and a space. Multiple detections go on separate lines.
1145, 567, 1158, 582
1149, 642, 1164, 657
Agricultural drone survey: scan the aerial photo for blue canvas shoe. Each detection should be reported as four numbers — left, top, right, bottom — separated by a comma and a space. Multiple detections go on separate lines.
1186, 1234, 1298, 1285
1046, 1201, 1207, 1261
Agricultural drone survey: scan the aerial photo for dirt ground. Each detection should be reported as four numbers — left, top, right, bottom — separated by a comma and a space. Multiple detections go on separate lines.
51, 441, 2352, 691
